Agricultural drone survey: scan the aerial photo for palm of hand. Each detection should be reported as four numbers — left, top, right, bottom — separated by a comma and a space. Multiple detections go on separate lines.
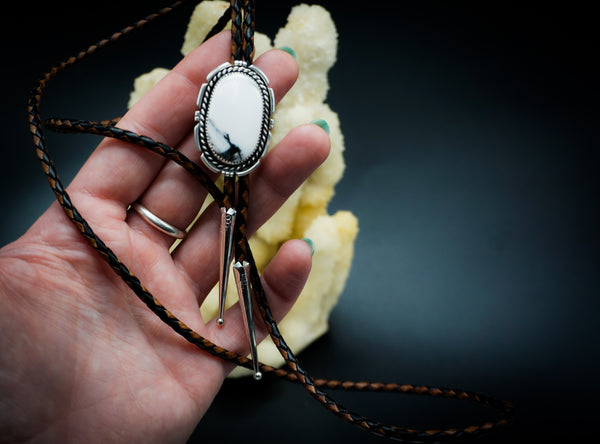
1, 204, 210, 442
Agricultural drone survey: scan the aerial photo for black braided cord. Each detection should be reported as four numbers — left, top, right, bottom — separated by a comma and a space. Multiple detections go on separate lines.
27, 1, 514, 442
230, 0, 244, 63
242, 0, 256, 64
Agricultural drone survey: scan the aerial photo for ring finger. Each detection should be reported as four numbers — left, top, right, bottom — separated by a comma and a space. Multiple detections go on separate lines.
126, 131, 213, 247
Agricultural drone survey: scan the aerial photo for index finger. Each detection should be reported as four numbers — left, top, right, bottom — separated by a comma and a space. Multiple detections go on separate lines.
69, 31, 299, 207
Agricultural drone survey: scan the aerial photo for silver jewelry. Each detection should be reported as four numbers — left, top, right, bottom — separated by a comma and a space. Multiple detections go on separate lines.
194, 61, 275, 177
233, 260, 262, 380
217, 207, 237, 326
131, 202, 186, 239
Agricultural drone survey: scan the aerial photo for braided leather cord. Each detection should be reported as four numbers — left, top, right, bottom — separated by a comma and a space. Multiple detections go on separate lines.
242, 0, 256, 64
234, 174, 251, 263
29, 1, 514, 442
230, 0, 243, 63
230, 0, 255, 64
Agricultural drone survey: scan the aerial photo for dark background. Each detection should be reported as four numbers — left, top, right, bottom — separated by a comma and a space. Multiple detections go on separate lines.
2, 1, 598, 442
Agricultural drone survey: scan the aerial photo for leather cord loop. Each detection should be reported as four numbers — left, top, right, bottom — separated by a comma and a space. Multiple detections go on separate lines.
28, 1, 514, 442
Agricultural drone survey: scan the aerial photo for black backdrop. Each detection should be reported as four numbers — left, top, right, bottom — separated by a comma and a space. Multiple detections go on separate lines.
2, 1, 598, 442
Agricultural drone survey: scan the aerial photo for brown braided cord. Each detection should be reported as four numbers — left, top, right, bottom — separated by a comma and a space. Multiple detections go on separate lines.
230, 0, 243, 63
234, 174, 251, 262
29, 1, 514, 442
222, 176, 236, 209
230, 0, 254, 64
242, 0, 256, 64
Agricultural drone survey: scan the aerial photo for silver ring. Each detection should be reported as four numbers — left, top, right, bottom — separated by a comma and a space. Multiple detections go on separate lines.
131, 203, 186, 239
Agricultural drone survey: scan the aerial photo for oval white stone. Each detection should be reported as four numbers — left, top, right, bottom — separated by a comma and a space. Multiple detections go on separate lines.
205, 73, 264, 165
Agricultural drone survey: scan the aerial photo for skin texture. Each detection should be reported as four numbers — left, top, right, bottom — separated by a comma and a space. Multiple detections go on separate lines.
0, 31, 330, 443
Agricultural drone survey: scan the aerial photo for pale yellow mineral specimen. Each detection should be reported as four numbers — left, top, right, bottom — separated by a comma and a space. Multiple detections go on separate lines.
128, 68, 170, 108
127, 1, 358, 377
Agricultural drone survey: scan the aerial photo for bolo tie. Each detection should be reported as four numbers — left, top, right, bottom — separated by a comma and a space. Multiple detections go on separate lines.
194, 0, 273, 379
27, 0, 514, 441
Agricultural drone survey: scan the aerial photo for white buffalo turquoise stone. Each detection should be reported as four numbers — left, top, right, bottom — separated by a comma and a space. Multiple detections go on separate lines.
195, 62, 273, 175
205, 72, 263, 164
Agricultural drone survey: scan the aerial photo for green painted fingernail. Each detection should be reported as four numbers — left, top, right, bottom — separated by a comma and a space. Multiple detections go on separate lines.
310, 119, 330, 135
278, 46, 297, 60
302, 238, 315, 256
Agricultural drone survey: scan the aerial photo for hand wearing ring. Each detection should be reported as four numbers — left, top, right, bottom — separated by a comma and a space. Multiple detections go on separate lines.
6, 21, 330, 443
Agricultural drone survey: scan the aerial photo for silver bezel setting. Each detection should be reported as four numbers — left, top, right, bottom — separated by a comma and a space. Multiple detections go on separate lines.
194, 61, 275, 176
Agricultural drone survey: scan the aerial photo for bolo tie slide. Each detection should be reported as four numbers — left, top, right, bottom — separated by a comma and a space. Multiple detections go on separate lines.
194, 0, 274, 380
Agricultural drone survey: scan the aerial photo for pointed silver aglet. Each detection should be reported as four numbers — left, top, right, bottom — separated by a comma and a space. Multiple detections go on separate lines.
233, 261, 262, 380
218, 207, 237, 327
